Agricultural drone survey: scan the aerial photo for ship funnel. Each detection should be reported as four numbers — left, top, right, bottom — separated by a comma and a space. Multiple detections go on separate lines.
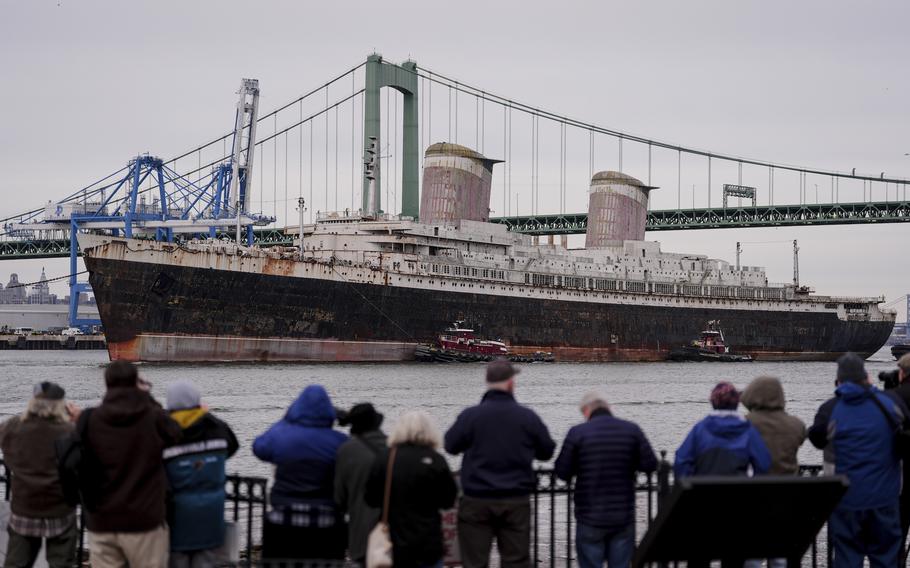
585, 171, 657, 248
419, 143, 502, 225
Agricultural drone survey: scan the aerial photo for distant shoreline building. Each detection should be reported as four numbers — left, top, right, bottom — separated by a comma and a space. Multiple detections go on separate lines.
0, 269, 95, 306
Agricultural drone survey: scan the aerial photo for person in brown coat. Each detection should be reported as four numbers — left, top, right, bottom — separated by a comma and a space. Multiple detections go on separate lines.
741, 376, 806, 475
0, 381, 79, 568
83, 361, 181, 568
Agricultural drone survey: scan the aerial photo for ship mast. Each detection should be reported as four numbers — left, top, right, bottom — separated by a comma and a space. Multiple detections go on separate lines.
793, 239, 800, 288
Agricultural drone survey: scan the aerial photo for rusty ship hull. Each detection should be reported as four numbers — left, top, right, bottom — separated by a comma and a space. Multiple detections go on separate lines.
82, 237, 893, 363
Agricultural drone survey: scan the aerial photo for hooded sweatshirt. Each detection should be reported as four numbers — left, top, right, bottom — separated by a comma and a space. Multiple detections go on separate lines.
253, 385, 348, 506
828, 382, 902, 510
84, 387, 182, 532
674, 411, 771, 478
741, 377, 807, 475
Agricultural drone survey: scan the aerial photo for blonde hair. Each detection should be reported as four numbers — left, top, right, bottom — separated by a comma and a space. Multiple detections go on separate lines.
23, 397, 68, 423
388, 410, 442, 449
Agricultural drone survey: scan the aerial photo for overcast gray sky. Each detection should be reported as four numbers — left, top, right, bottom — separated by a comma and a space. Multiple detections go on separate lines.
2, 0, 908, 318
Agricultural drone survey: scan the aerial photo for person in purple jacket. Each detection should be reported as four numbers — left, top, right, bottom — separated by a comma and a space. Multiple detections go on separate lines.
555, 391, 657, 568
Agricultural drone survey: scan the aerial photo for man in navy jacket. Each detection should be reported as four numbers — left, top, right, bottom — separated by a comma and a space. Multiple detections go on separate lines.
445, 360, 555, 568
555, 392, 657, 568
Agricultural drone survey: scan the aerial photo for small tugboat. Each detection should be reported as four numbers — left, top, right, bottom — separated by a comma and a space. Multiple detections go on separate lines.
415, 322, 554, 363
893, 344, 910, 360
668, 321, 753, 362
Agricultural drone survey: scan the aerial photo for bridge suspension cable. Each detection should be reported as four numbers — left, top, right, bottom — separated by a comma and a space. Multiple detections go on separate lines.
413, 64, 910, 186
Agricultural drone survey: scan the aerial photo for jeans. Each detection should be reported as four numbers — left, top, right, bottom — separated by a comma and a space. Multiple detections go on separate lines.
828, 504, 901, 568
575, 522, 634, 568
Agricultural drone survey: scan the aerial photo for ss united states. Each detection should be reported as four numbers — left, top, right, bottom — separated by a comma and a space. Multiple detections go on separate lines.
79, 140, 894, 363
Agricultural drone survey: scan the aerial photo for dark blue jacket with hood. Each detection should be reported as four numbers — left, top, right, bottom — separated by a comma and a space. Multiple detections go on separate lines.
253, 385, 348, 506
674, 411, 771, 478
828, 382, 902, 510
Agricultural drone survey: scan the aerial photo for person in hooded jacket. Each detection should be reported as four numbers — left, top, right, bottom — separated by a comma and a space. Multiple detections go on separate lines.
334, 403, 387, 566
163, 381, 239, 568
674, 382, 771, 478
253, 385, 348, 561
811, 353, 903, 568
83, 361, 182, 568
366, 410, 458, 568
741, 376, 806, 475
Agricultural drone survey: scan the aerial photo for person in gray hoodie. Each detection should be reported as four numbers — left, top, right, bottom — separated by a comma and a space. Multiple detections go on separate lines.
741, 376, 807, 475
334, 403, 387, 566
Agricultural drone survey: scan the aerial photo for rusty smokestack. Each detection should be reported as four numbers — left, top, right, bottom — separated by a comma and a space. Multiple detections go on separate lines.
585, 171, 657, 248
419, 143, 501, 225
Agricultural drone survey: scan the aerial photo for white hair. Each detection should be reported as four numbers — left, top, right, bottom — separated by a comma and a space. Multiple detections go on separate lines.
388, 410, 442, 449
580, 391, 609, 411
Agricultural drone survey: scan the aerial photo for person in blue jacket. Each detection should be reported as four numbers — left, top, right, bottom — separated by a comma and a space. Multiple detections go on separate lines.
253, 385, 348, 561
819, 353, 903, 568
164, 381, 239, 568
674, 382, 771, 478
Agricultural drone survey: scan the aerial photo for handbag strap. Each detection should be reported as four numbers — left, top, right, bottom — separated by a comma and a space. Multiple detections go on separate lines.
381, 446, 397, 525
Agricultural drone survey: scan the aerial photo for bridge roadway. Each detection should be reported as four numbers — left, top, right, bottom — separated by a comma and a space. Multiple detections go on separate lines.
0, 200, 907, 260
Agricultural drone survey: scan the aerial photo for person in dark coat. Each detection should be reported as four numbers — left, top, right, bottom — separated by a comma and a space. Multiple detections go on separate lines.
555, 391, 657, 568
674, 382, 771, 478
741, 376, 806, 475
366, 410, 458, 568
444, 360, 556, 568
811, 353, 903, 568
253, 385, 348, 561
334, 403, 387, 566
888, 353, 910, 564
84, 361, 182, 568
164, 381, 239, 568
0, 382, 79, 568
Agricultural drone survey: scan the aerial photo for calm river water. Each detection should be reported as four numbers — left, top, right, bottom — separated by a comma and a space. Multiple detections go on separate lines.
0, 348, 899, 479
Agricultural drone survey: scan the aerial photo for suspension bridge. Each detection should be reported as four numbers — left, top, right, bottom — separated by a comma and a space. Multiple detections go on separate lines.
1, 54, 908, 325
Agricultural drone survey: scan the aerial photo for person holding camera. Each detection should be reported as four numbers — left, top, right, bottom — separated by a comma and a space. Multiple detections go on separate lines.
884, 353, 910, 564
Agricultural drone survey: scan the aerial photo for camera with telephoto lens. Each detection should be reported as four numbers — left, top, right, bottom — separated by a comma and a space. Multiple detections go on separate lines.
879, 369, 901, 390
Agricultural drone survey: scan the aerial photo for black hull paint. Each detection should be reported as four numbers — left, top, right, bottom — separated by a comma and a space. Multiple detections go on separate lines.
85, 256, 893, 362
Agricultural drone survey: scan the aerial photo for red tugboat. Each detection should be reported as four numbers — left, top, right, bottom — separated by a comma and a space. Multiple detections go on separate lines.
668, 321, 753, 362
415, 322, 554, 363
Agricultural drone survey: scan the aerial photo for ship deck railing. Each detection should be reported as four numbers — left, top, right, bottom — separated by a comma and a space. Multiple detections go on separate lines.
0, 458, 832, 567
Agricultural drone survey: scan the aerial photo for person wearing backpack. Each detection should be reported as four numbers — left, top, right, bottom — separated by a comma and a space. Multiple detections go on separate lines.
83, 361, 182, 568
334, 403, 388, 566
164, 381, 239, 568
809, 353, 904, 568
0, 382, 79, 568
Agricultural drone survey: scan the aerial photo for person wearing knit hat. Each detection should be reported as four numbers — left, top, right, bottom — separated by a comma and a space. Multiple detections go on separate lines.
674, 381, 770, 478
163, 381, 239, 566
334, 403, 388, 565
0, 382, 80, 567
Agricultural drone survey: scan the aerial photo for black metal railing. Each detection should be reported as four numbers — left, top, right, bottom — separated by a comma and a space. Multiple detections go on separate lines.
0, 458, 831, 567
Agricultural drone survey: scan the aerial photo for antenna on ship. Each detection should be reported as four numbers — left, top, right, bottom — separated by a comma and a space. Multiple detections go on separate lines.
297, 197, 307, 259
793, 240, 800, 288
735, 242, 741, 271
